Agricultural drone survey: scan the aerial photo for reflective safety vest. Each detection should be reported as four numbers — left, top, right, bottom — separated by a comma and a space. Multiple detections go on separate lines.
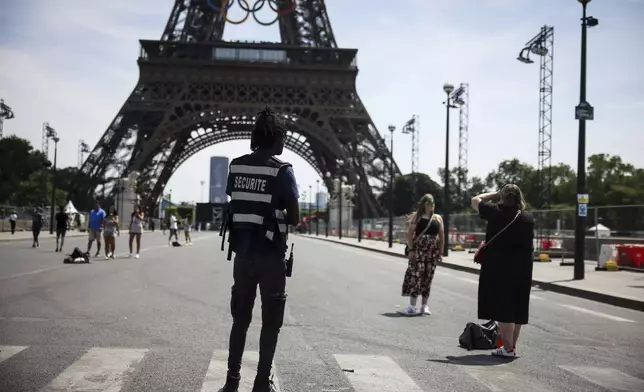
228, 153, 291, 250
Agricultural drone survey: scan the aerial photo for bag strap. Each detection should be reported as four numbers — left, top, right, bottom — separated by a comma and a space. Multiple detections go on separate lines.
411, 215, 434, 245
484, 210, 521, 248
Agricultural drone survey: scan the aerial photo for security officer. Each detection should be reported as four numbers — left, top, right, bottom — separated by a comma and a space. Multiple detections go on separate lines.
220, 107, 300, 392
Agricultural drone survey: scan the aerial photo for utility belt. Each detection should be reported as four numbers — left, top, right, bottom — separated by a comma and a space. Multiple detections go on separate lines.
220, 211, 289, 261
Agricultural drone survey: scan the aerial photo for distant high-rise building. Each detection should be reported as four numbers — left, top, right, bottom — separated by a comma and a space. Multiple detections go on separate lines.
209, 156, 229, 203
316, 192, 327, 210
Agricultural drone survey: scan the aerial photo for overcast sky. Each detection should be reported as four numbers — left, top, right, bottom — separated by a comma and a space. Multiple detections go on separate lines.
1, 0, 642, 203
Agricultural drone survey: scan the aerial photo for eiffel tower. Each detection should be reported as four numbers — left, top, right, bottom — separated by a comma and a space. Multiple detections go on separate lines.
78, 0, 400, 217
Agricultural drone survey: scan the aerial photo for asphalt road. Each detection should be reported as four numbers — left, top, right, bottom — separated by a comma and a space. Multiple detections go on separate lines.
1, 231, 643, 392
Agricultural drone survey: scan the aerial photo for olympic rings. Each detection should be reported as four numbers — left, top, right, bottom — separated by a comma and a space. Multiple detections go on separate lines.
206, 0, 298, 26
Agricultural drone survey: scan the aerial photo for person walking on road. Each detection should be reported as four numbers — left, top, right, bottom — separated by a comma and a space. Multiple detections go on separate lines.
87, 201, 106, 257
55, 206, 69, 253
31, 207, 44, 248
103, 206, 120, 259
183, 216, 192, 245
129, 206, 144, 259
398, 194, 444, 316
219, 107, 300, 392
9, 210, 17, 234
168, 213, 179, 245
471, 184, 534, 358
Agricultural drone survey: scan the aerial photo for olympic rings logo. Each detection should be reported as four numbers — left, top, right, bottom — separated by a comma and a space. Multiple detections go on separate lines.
205, 0, 299, 26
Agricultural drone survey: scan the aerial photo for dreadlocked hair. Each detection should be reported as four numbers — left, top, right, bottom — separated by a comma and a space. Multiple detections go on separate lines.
250, 106, 287, 151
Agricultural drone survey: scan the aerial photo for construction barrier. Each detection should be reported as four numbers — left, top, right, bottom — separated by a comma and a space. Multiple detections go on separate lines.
617, 244, 644, 270
597, 244, 619, 270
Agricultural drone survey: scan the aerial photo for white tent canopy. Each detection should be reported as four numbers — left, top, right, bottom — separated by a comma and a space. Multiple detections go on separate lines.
589, 223, 611, 237
64, 200, 78, 214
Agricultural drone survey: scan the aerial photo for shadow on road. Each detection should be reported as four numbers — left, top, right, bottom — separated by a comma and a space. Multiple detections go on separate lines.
428, 354, 516, 366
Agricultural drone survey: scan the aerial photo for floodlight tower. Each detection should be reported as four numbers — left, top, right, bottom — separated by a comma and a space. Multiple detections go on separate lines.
453, 84, 469, 198
517, 25, 555, 248
42, 123, 57, 159
401, 115, 420, 173
78, 140, 90, 168
0, 99, 15, 139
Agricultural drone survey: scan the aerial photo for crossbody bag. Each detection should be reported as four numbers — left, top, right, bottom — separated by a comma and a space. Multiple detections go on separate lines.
473, 210, 521, 264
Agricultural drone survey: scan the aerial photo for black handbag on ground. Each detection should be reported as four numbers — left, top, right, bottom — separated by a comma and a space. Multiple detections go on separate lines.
458, 320, 499, 350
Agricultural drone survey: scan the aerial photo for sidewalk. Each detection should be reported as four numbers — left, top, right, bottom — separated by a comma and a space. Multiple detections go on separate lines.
300, 234, 644, 312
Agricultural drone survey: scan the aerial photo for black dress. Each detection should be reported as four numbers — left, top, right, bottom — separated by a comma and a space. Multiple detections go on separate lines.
477, 201, 534, 324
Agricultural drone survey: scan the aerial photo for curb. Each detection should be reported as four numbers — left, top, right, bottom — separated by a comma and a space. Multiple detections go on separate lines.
301, 235, 644, 313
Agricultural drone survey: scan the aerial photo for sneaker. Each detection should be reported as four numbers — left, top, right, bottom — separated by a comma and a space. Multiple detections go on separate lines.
105, 255, 110, 260
397, 305, 418, 316
421, 305, 431, 315
110, 254, 115, 259
127, 254, 133, 258
55, 247, 59, 252
135, 254, 140, 259
94, 252, 100, 257
491, 346, 517, 358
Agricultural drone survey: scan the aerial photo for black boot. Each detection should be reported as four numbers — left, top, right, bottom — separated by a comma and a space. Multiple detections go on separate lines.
252, 376, 277, 392
218, 376, 240, 392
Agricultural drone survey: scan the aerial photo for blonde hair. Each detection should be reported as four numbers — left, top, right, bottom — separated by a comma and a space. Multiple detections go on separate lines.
407, 194, 435, 224
499, 184, 526, 210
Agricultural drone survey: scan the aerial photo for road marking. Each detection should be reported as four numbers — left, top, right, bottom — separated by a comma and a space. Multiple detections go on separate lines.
530, 295, 544, 300
464, 366, 554, 392
0, 345, 28, 363
201, 351, 281, 392
559, 304, 635, 323
456, 276, 478, 284
333, 354, 423, 392
559, 366, 644, 391
40, 347, 147, 392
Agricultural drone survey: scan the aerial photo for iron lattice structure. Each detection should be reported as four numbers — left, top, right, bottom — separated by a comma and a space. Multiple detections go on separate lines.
401, 115, 419, 173
518, 26, 554, 244
456, 84, 469, 194
78, 0, 399, 217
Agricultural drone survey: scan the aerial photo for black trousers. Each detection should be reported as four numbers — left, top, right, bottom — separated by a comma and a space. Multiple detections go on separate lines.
227, 250, 287, 382
10, 220, 16, 234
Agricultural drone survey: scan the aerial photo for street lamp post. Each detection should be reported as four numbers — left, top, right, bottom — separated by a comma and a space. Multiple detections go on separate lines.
574, 0, 598, 280
308, 185, 312, 234
442, 83, 456, 257
315, 179, 320, 236
325, 192, 329, 237
388, 125, 395, 248
200, 180, 205, 203
356, 174, 362, 242
49, 136, 60, 234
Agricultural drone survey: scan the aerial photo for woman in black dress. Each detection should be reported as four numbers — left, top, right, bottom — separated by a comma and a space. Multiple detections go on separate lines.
471, 184, 534, 357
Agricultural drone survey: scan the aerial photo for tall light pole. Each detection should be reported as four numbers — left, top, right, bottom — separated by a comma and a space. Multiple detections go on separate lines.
442, 83, 458, 257
574, 0, 598, 280
315, 179, 320, 236
308, 185, 312, 234
200, 180, 205, 203
78, 140, 90, 168
388, 125, 395, 248
49, 136, 60, 234
0, 99, 15, 139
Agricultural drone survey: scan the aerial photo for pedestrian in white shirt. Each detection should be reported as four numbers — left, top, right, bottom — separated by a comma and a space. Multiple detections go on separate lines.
168, 213, 179, 245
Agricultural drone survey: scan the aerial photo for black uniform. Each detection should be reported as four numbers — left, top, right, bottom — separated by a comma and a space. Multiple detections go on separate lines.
222, 151, 292, 391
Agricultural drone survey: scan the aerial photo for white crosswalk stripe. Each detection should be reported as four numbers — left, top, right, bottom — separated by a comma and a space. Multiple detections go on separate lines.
559, 366, 644, 391
201, 350, 281, 392
333, 354, 424, 392
0, 345, 28, 362
39, 347, 148, 392
2, 345, 644, 392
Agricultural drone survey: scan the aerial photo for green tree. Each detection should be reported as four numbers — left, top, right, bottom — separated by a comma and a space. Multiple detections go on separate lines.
8, 169, 67, 207
0, 136, 50, 203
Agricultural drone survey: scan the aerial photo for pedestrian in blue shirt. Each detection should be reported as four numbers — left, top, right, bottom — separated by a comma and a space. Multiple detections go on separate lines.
219, 107, 300, 392
87, 200, 106, 257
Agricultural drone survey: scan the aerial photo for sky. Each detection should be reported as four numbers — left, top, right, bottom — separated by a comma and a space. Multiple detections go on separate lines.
1, 0, 643, 204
